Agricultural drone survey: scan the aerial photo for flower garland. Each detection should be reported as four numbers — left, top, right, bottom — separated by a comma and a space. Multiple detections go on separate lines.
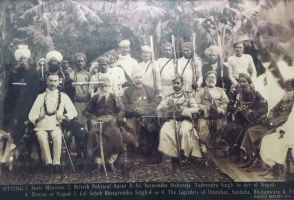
43, 90, 61, 116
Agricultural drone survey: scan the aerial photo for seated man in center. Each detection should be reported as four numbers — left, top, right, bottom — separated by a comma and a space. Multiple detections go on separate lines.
157, 75, 201, 166
195, 71, 229, 156
122, 70, 161, 154
84, 77, 126, 172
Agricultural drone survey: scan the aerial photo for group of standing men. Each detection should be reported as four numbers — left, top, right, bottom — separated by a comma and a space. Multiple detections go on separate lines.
1, 38, 291, 180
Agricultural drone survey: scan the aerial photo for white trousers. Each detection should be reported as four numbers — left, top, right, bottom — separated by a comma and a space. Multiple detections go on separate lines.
36, 129, 62, 165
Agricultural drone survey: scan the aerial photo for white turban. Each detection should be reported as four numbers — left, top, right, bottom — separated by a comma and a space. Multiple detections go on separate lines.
119, 40, 131, 47
131, 69, 145, 80
46, 51, 63, 63
204, 45, 221, 58
141, 46, 152, 52
15, 45, 31, 61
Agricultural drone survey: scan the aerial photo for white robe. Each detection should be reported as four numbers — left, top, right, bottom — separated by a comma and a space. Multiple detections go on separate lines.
108, 65, 126, 97
158, 57, 177, 97
135, 60, 161, 90
117, 54, 138, 79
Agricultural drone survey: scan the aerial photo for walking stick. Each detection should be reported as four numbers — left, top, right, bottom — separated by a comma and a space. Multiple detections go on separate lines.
172, 110, 182, 164
61, 132, 76, 172
98, 121, 107, 176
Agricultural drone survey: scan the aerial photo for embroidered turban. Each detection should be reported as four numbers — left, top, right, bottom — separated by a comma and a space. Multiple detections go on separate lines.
97, 57, 110, 64
162, 42, 173, 48
239, 73, 252, 84
119, 40, 131, 47
204, 45, 221, 58
107, 51, 119, 60
172, 74, 184, 83
131, 69, 145, 80
204, 70, 217, 80
15, 45, 31, 61
182, 42, 193, 51
141, 46, 152, 52
46, 51, 63, 63
74, 53, 87, 61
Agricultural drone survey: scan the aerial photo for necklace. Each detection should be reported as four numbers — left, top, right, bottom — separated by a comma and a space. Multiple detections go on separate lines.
43, 90, 61, 116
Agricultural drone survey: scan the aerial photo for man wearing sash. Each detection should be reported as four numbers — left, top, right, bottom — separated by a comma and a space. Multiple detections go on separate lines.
117, 40, 138, 85
157, 75, 201, 166
122, 70, 161, 154
28, 73, 77, 173
157, 42, 177, 98
195, 71, 229, 155
41, 51, 74, 98
84, 77, 126, 172
107, 51, 126, 97
88, 57, 117, 97
178, 42, 202, 94
69, 53, 91, 158
133, 46, 161, 95
221, 73, 268, 163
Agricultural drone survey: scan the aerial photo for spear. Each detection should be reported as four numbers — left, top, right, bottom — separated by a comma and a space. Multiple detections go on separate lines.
171, 35, 178, 75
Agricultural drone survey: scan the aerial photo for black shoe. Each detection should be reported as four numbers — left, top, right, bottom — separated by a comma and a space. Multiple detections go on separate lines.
46, 164, 53, 174
0, 163, 9, 172
53, 165, 61, 173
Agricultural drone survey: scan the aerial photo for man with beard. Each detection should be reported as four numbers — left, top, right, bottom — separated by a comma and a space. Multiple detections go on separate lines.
202, 46, 231, 93
157, 75, 201, 167
195, 71, 229, 156
3, 45, 40, 154
157, 42, 177, 97
240, 78, 294, 172
228, 41, 257, 86
107, 51, 126, 97
134, 46, 161, 97
178, 42, 202, 94
221, 73, 268, 163
69, 53, 91, 159
84, 77, 126, 172
117, 40, 138, 86
88, 57, 117, 97
28, 73, 77, 173
61, 55, 73, 74
122, 70, 161, 154
42, 51, 74, 99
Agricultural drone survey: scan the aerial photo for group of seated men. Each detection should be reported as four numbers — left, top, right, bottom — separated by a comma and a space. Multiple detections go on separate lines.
0, 39, 292, 181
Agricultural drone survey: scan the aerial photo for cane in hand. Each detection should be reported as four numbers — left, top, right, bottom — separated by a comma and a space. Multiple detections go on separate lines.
61, 132, 76, 172
98, 121, 107, 176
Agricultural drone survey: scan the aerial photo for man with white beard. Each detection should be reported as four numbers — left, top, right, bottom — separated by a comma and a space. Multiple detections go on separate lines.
157, 42, 177, 97
195, 71, 229, 156
84, 77, 126, 172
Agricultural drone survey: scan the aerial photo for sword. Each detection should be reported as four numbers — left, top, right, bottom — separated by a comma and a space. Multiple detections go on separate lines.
98, 121, 107, 176
172, 110, 182, 164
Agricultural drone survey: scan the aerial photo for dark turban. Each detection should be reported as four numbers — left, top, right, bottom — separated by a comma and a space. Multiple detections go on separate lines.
98, 57, 110, 64
108, 51, 119, 60
74, 53, 87, 61
163, 42, 173, 48
182, 42, 193, 51
204, 70, 217, 80
239, 73, 252, 84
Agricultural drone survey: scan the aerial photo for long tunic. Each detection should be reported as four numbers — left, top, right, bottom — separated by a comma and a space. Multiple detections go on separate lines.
83, 93, 125, 160
156, 91, 201, 158
178, 57, 202, 93
260, 105, 294, 167
228, 54, 256, 85
108, 66, 126, 97
117, 54, 138, 79
135, 60, 162, 92
69, 70, 91, 125
241, 92, 294, 156
221, 89, 268, 151
3, 67, 40, 145
122, 84, 161, 148
157, 57, 177, 97
195, 86, 229, 147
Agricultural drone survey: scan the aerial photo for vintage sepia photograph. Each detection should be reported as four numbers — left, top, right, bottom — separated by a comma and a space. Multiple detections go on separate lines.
0, 0, 294, 199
